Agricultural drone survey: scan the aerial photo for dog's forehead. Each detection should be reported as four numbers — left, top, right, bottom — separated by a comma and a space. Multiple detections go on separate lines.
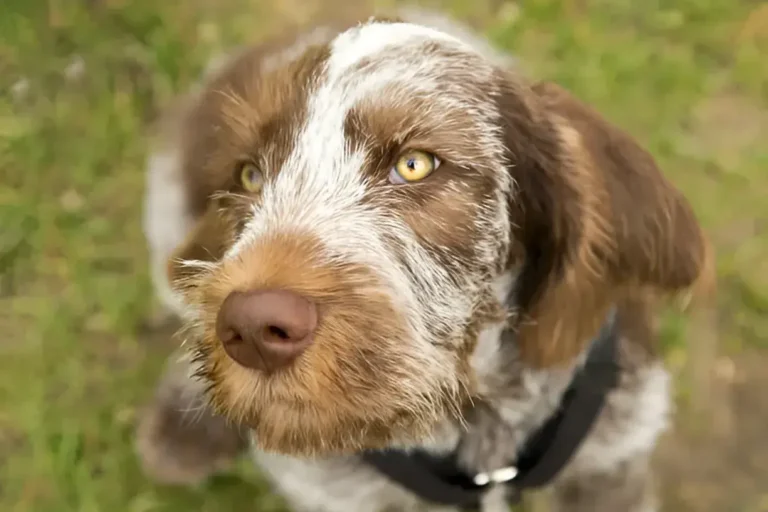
276, 20, 499, 183
203, 19, 497, 164
318, 19, 493, 108
326, 19, 470, 74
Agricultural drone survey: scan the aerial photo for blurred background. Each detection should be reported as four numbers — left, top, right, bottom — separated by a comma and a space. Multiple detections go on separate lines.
1, 0, 767, 511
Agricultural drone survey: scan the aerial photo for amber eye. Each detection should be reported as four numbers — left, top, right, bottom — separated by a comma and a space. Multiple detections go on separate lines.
238, 162, 264, 193
390, 150, 440, 184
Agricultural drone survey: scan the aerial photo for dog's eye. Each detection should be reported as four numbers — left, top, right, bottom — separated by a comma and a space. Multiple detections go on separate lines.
389, 150, 440, 184
237, 162, 264, 193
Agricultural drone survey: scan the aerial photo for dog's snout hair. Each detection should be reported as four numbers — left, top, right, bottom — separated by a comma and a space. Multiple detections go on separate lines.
142, 13, 713, 502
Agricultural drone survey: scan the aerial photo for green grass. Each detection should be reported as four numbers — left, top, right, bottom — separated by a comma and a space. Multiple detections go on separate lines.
1, 0, 767, 510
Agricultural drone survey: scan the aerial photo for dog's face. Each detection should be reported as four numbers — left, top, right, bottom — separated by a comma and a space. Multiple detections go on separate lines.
163, 18, 712, 456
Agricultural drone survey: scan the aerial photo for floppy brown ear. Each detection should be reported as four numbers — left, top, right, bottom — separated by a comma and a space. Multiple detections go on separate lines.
497, 76, 714, 368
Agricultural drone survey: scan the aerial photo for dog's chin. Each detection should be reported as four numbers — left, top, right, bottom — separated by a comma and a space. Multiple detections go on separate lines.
197, 360, 470, 457
239, 400, 460, 457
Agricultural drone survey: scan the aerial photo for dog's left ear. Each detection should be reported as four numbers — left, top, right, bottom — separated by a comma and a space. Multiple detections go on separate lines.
166, 202, 235, 292
496, 76, 714, 367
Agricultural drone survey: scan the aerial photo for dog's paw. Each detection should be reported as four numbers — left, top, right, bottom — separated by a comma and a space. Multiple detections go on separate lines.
135, 354, 249, 486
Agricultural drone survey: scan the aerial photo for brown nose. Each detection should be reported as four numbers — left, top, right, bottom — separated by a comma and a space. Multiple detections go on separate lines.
215, 289, 317, 372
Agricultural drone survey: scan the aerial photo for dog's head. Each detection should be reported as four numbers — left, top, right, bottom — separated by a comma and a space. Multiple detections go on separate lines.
161, 17, 712, 456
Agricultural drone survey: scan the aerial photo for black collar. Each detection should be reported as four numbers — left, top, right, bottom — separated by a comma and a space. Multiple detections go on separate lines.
361, 310, 620, 510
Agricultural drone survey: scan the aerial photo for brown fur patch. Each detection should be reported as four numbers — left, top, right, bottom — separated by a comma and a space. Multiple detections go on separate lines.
534, 82, 713, 292
402, 183, 483, 252
496, 74, 714, 367
165, 34, 333, 218
345, 84, 505, 267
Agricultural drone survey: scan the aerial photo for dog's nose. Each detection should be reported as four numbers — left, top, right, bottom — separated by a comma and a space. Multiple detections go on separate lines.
215, 289, 317, 372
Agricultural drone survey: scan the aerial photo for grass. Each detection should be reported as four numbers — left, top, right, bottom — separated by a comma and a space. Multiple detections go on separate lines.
1, 0, 766, 510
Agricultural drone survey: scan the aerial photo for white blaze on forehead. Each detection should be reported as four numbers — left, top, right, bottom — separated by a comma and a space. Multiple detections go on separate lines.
327, 21, 466, 75
283, 20, 478, 206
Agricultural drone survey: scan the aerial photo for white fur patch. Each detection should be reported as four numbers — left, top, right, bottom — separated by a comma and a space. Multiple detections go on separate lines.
143, 149, 193, 316
470, 270, 515, 387
328, 19, 466, 72
571, 363, 672, 474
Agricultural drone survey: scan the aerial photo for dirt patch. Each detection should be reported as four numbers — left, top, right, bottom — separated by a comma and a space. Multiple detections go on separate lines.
656, 349, 768, 512
655, 89, 768, 512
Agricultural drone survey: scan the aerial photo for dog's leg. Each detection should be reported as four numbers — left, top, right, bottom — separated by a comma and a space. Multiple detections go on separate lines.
551, 453, 657, 512
135, 349, 249, 486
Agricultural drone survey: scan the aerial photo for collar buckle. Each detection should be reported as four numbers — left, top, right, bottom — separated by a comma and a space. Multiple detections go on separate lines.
472, 466, 519, 486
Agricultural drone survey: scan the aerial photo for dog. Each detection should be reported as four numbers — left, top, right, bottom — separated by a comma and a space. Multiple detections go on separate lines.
136, 8, 713, 512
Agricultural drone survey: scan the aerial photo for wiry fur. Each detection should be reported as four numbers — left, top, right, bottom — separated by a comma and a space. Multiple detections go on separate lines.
136, 8, 713, 512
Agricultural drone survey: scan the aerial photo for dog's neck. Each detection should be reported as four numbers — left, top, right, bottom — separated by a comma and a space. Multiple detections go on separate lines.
420, 270, 584, 473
